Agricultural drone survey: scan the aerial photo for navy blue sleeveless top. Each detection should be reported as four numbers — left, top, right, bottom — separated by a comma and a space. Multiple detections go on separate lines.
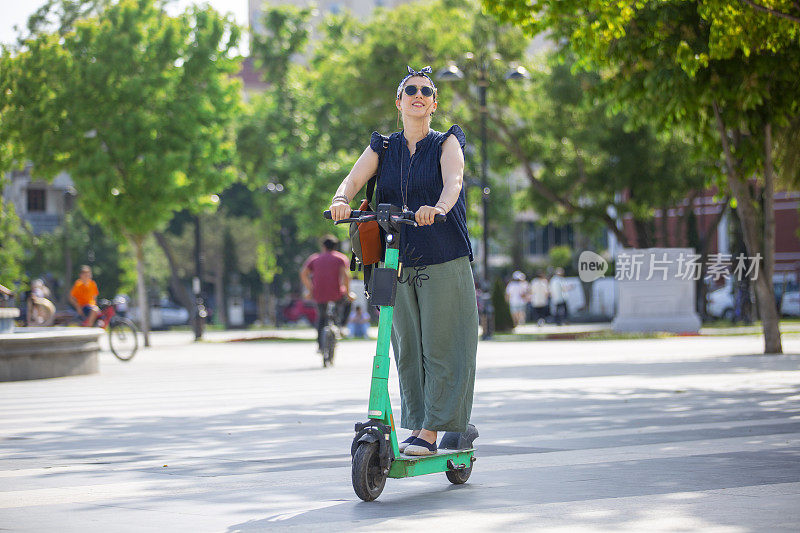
371, 125, 473, 267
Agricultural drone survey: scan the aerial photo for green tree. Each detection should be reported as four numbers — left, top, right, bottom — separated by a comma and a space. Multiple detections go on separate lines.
238, 4, 354, 316
548, 245, 572, 271
307, 1, 706, 267
25, 210, 135, 302
482, 0, 800, 354
0, 198, 29, 289
482, 1, 799, 60
507, 52, 710, 249
0, 0, 242, 345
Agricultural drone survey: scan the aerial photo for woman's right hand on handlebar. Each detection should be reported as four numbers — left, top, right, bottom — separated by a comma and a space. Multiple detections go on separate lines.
329, 201, 352, 221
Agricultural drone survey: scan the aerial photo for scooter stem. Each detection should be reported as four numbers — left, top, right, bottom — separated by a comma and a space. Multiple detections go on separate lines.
366, 239, 401, 458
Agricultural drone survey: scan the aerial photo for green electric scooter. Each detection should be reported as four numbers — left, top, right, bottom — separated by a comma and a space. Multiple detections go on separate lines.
325, 203, 479, 501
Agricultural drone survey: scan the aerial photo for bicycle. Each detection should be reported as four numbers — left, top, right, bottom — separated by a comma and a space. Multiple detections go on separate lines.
320, 301, 340, 367
76, 299, 139, 361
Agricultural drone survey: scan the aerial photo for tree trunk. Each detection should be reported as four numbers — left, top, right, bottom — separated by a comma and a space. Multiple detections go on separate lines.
713, 102, 782, 353
658, 206, 668, 247
678, 191, 700, 248
761, 122, 782, 353
511, 219, 524, 269
267, 281, 277, 326
257, 290, 267, 325
633, 218, 654, 248
764, 123, 776, 288
213, 262, 226, 327
153, 231, 193, 313
133, 237, 151, 347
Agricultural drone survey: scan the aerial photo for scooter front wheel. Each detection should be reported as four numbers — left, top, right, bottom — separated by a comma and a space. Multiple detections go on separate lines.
352, 441, 386, 501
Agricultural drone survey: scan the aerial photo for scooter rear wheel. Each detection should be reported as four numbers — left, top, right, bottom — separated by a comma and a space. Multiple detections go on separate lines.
352, 441, 386, 501
445, 465, 472, 484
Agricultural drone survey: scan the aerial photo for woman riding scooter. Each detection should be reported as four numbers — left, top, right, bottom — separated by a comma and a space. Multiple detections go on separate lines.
329, 66, 479, 456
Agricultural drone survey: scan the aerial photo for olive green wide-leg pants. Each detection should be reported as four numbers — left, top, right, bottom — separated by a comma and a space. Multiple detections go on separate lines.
390, 256, 478, 432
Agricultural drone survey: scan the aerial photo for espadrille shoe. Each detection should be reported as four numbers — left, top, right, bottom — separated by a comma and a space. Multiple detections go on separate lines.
398, 436, 417, 453
403, 437, 437, 456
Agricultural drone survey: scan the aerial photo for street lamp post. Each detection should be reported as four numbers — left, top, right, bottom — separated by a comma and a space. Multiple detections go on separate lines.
192, 214, 206, 341
262, 182, 284, 326
62, 186, 77, 307
478, 77, 489, 288
437, 58, 529, 338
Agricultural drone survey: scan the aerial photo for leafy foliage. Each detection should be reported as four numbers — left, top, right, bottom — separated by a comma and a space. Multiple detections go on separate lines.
548, 245, 572, 270
24, 210, 136, 299
0, 199, 29, 289
0, 0, 242, 240
238, 4, 352, 290
507, 52, 710, 247
482, 0, 800, 60
0, 0, 243, 341
481, 0, 800, 352
304, 1, 707, 251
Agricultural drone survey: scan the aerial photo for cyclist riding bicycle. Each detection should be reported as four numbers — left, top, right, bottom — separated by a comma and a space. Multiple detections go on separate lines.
69, 265, 100, 327
300, 235, 354, 353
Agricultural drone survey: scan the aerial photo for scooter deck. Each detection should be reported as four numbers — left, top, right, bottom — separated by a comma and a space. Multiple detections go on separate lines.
388, 448, 475, 478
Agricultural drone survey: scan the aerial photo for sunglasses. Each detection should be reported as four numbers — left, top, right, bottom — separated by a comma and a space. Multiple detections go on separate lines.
404, 85, 435, 97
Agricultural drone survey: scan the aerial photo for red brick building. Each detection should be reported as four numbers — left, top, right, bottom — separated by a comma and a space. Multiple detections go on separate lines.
616, 190, 800, 280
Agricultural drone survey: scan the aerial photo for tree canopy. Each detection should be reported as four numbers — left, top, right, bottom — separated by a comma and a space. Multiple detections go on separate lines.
0, 199, 28, 289
481, 0, 800, 353
0, 0, 243, 342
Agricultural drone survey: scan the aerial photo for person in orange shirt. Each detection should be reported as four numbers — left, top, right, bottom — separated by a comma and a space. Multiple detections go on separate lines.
70, 265, 100, 326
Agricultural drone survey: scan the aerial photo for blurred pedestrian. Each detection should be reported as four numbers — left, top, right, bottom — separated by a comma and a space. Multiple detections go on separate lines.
530, 271, 550, 326
505, 270, 529, 327
28, 278, 55, 326
550, 267, 568, 325
734, 277, 753, 325
113, 294, 129, 317
347, 305, 371, 338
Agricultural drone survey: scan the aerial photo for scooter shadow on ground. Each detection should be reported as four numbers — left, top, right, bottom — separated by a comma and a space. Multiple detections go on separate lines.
226, 482, 483, 531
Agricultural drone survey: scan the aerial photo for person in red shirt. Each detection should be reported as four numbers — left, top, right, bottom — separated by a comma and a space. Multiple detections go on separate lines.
300, 235, 353, 351
69, 265, 100, 326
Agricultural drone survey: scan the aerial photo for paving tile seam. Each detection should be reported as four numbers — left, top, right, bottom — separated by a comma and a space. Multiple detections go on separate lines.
2, 433, 797, 481
476, 434, 800, 471
3, 386, 797, 410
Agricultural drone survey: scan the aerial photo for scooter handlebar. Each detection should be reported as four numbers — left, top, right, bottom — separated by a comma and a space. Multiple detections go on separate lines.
323, 210, 446, 224
323, 210, 367, 220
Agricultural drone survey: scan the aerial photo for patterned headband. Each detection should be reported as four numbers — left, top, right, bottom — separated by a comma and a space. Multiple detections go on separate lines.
396, 65, 437, 99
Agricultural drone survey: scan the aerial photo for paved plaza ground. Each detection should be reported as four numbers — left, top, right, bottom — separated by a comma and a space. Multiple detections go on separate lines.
1, 328, 799, 531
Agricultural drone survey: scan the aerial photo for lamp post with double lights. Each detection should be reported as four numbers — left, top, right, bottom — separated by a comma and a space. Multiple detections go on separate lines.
437, 57, 529, 337
261, 181, 284, 326
191, 194, 222, 341
62, 186, 77, 307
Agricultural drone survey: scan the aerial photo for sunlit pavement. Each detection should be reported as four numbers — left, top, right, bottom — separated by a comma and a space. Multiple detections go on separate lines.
1, 332, 799, 532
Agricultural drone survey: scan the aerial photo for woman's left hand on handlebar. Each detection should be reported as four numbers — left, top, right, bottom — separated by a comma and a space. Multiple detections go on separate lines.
415, 205, 444, 226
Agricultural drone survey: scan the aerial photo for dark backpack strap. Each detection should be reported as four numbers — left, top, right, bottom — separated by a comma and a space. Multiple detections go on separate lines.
365, 137, 389, 204
353, 137, 388, 278
363, 264, 374, 300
